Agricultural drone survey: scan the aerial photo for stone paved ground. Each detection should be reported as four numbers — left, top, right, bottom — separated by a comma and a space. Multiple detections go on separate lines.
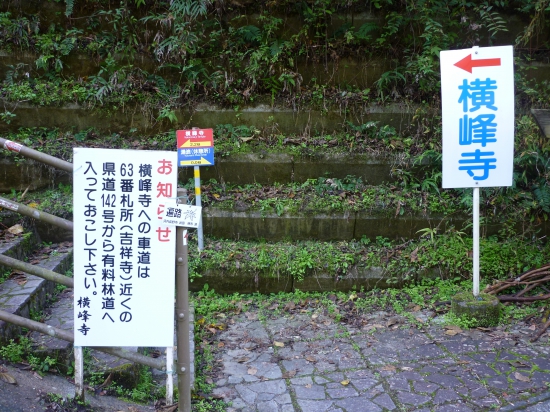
208, 308, 550, 412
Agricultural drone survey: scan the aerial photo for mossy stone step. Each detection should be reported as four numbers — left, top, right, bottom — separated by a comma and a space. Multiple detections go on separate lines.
451, 292, 501, 327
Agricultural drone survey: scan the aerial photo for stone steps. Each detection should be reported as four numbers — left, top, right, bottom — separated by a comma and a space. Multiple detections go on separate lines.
0, 232, 72, 342
0, 227, 194, 390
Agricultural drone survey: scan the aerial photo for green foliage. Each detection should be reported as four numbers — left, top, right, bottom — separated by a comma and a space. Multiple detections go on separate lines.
188, 232, 550, 287
0, 338, 32, 363
444, 312, 482, 329
0, 111, 16, 124
113, 366, 160, 403
0, 0, 545, 112
28, 355, 57, 375
64, 0, 75, 17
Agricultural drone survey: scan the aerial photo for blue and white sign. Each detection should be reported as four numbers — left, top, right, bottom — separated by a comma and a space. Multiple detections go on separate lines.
440, 45, 514, 188
178, 147, 214, 166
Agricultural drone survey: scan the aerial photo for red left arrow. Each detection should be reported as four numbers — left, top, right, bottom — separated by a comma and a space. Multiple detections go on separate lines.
454, 54, 501, 73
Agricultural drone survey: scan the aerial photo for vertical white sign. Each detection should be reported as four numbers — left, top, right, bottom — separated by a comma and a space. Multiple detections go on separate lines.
73, 149, 177, 346
441, 45, 514, 188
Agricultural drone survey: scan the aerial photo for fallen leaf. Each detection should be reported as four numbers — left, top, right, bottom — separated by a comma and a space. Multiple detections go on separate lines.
411, 305, 421, 312
305, 383, 312, 388
282, 370, 296, 379
305, 355, 316, 363
236, 357, 249, 363
247, 367, 257, 375
381, 365, 396, 372
514, 372, 530, 382
216, 313, 226, 319
8, 272, 27, 286
0, 371, 16, 384
445, 329, 459, 336
311, 313, 318, 320
529, 324, 536, 331
410, 247, 419, 262
372, 324, 384, 329
218, 342, 225, 348
274, 341, 285, 348
340, 380, 350, 386
7, 224, 24, 235
507, 360, 529, 368
284, 302, 296, 311
98, 372, 113, 388
245, 312, 258, 320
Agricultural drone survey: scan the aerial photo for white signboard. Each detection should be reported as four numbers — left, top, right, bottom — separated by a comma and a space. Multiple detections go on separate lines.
73, 148, 177, 346
159, 202, 201, 228
441, 45, 514, 188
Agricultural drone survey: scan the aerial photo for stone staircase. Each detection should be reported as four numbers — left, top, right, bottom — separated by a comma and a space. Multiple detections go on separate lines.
0, 220, 194, 394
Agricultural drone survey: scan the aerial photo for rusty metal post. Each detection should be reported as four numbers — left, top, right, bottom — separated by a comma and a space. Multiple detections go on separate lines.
176, 189, 191, 412
0, 138, 73, 172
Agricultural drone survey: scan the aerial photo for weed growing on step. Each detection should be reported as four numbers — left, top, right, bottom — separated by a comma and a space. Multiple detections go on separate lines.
42, 394, 92, 411
0, 337, 31, 363
189, 233, 550, 287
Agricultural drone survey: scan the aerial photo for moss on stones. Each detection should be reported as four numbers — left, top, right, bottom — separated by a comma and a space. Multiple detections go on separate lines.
451, 292, 501, 327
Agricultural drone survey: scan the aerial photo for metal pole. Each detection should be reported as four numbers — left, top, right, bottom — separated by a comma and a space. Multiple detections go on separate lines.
166, 347, 174, 405
194, 166, 204, 250
74, 347, 84, 402
473, 187, 480, 296
0, 137, 73, 172
175, 225, 191, 412
0, 254, 74, 287
0, 309, 166, 370
0, 196, 73, 232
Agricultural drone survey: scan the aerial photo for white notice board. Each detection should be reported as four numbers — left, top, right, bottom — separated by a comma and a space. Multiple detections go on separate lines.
441, 45, 514, 188
73, 148, 177, 346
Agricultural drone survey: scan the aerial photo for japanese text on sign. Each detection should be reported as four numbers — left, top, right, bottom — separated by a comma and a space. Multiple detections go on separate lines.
73, 149, 177, 347
441, 46, 514, 188
177, 128, 215, 167
158, 202, 201, 228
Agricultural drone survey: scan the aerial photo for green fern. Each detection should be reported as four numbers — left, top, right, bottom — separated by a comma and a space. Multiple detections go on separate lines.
64, 0, 74, 17
477, 6, 508, 41
534, 183, 550, 213
170, 0, 211, 20
355, 22, 378, 40
238, 25, 262, 43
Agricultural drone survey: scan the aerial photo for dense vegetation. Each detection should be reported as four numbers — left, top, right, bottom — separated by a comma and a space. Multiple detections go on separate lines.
0, 0, 549, 237
0, 0, 549, 110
